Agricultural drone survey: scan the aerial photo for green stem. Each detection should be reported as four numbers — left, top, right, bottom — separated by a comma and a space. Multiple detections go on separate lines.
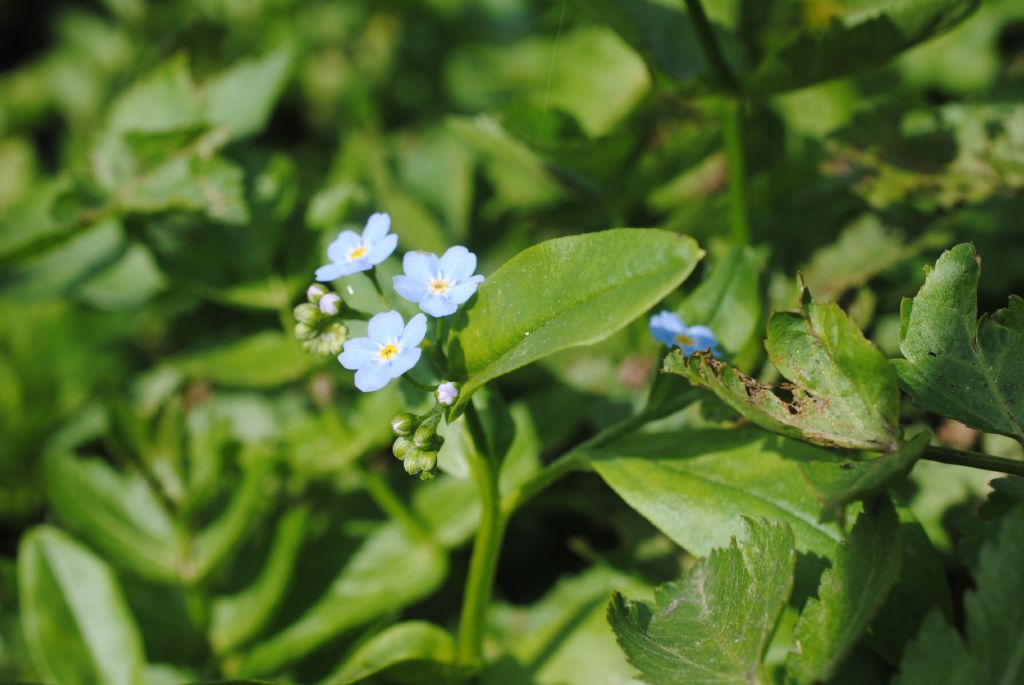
457, 402, 503, 666
682, 0, 738, 90
501, 410, 654, 517
368, 267, 391, 308
401, 375, 435, 393
433, 317, 449, 374
681, 0, 750, 245
723, 100, 751, 246
359, 467, 430, 541
922, 445, 1024, 477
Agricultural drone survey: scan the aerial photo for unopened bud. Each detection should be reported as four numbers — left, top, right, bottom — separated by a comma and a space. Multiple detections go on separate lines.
413, 422, 439, 450
391, 413, 416, 437
313, 321, 347, 357
436, 381, 459, 406
294, 322, 316, 341
392, 436, 412, 460
306, 283, 329, 304
319, 292, 341, 316
294, 303, 319, 325
404, 448, 424, 475
418, 469, 436, 481
417, 450, 437, 472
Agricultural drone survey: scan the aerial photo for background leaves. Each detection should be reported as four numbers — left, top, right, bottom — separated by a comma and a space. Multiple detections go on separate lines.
1, 0, 1022, 683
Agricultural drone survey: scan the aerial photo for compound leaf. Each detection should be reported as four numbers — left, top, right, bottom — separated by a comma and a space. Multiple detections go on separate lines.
894, 501, 1024, 684
786, 498, 902, 684
893, 243, 1024, 445
608, 519, 795, 685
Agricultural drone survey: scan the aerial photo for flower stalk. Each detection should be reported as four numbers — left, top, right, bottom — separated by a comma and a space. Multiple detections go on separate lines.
457, 401, 503, 666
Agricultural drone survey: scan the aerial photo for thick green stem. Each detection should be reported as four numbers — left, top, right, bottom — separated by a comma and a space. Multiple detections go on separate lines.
457, 403, 503, 666
681, 0, 750, 244
922, 445, 1024, 477
723, 100, 751, 246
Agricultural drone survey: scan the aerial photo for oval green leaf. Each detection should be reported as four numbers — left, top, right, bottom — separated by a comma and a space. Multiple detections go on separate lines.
44, 452, 181, 583
18, 526, 145, 685
448, 228, 703, 414
326, 621, 469, 685
585, 425, 843, 559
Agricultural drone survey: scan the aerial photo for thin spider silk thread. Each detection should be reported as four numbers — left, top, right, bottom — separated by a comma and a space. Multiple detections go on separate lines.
541, 0, 568, 121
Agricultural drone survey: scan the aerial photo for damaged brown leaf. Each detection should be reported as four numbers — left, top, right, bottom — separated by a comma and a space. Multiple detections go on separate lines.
665, 290, 902, 452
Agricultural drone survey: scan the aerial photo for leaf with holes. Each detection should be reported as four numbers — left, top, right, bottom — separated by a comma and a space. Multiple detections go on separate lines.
666, 288, 901, 451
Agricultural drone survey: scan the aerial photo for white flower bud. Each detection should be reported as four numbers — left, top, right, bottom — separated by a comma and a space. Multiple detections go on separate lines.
436, 381, 459, 406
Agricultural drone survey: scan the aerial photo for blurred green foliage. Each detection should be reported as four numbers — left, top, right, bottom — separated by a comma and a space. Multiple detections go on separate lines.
1, 0, 1023, 683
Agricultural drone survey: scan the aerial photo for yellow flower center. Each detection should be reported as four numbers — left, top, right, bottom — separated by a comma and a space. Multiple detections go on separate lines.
348, 245, 369, 261
675, 334, 695, 347
378, 343, 400, 361
428, 279, 451, 295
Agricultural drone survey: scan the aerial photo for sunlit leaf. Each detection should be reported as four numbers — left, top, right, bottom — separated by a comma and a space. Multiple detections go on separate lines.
327, 621, 469, 685
894, 243, 1024, 444
18, 526, 145, 685
449, 228, 703, 414
608, 519, 795, 685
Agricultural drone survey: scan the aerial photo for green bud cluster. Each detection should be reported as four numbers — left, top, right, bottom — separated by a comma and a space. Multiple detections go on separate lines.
294, 284, 348, 357
389, 411, 443, 480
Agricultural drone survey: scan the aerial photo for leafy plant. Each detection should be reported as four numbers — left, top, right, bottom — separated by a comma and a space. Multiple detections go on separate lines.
1, 0, 1023, 684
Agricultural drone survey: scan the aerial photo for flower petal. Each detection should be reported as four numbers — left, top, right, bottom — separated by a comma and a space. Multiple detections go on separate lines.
446, 276, 483, 305
388, 347, 422, 378
393, 275, 428, 303
403, 251, 439, 283
400, 313, 428, 349
439, 245, 476, 281
348, 257, 373, 274
686, 325, 717, 342
366, 233, 398, 265
354, 363, 392, 392
684, 325, 720, 355
315, 262, 346, 282
420, 294, 458, 317
362, 212, 392, 243
338, 338, 378, 370
649, 311, 685, 347
326, 231, 362, 262
367, 310, 405, 343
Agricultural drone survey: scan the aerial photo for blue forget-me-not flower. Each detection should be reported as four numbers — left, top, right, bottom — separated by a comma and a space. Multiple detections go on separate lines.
394, 246, 484, 317
315, 212, 398, 281
339, 311, 427, 392
649, 310, 720, 357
